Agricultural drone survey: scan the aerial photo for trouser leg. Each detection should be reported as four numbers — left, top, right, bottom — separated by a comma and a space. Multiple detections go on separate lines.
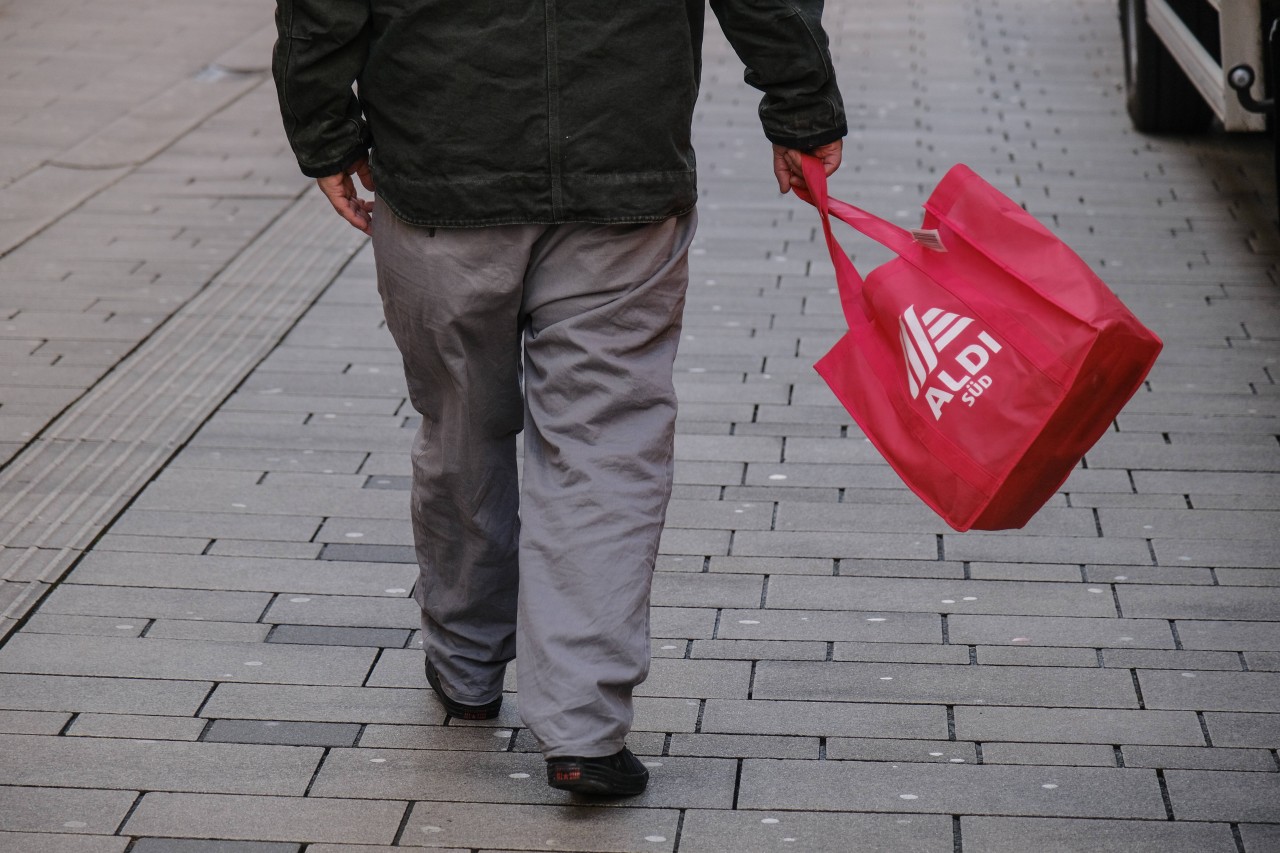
517, 212, 696, 757
372, 204, 534, 703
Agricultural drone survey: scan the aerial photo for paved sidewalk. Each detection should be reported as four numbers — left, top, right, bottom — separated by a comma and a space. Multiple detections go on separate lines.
2, 0, 1279, 851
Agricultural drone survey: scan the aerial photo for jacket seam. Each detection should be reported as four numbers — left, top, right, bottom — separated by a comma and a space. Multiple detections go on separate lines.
544, 0, 563, 219
781, 3, 843, 135
278, 4, 302, 131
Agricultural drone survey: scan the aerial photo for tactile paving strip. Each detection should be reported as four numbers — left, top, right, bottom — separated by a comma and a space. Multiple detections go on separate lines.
0, 189, 366, 638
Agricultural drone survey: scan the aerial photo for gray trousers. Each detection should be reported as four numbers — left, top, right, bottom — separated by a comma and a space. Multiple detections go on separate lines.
372, 203, 695, 758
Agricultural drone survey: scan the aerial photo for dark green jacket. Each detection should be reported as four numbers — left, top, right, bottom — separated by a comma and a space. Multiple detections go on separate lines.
272, 0, 846, 227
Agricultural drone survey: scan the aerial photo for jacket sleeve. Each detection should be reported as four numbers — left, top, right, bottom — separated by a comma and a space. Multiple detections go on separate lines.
708, 0, 847, 150
272, 0, 373, 178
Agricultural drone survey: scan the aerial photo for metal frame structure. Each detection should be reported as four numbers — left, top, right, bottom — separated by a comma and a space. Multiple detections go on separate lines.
1146, 0, 1267, 130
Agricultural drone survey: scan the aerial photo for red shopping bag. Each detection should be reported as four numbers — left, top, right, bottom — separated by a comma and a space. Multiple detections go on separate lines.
798, 156, 1162, 531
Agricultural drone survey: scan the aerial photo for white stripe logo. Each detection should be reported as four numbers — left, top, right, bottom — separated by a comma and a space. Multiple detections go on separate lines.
899, 305, 1003, 419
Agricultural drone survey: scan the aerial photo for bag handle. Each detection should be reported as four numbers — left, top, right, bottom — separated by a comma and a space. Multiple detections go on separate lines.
794, 155, 927, 328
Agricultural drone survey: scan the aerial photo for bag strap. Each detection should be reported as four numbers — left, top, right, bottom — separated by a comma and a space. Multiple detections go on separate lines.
798, 156, 924, 259
795, 156, 928, 330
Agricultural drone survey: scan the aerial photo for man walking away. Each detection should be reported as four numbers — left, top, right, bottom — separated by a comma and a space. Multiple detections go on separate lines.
272, 0, 845, 797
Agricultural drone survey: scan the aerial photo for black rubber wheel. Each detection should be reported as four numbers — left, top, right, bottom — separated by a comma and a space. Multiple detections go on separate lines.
1120, 0, 1214, 132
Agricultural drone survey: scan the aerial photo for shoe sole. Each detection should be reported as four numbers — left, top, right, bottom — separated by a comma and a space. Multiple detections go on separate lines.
546, 760, 648, 797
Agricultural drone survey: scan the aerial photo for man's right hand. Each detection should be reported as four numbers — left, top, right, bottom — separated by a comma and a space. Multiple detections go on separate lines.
317, 157, 376, 234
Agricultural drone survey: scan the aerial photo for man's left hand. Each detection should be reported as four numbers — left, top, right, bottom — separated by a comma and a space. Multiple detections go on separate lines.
773, 140, 842, 195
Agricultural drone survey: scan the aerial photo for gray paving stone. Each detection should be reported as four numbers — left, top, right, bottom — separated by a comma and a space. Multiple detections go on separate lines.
1175, 620, 1280, 651
753, 661, 1138, 708
950, 615, 1174, 649
1138, 670, 1280, 712
203, 719, 361, 748
659, 526, 732, 556
976, 646, 1102, 668
717, 608, 941, 643
722, 485, 844, 503
1121, 745, 1278, 772
960, 816, 1238, 853
0, 833, 129, 853
1153, 538, 1279, 568
123, 792, 407, 846
267, 624, 412, 648
954, 706, 1206, 746
1165, 769, 1280, 822
0, 674, 210, 715
357, 723, 520, 752
0, 734, 320, 795
0, 785, 138, 835
132, 479, 410, 517
664, 499, 775, 530
1102, 649, 1245, 671
1217, 567, 1280, 586
37, 584, 273, 622
304, 847, 462, 853
401, 802, 679, 852
108, 509, 324, 541
650, 572, 764, 608
832, 642, 971, 665
311, 748, 735, 809
1083, 565, 1215, 586
1135, 471, 1280, 497
732, 530, 938, 560
706, 556, 833, 575
131, 841, 300, 853
20, 613, 148, 638
170, 448, 367, 474
738, 760, 1166, 817
825, 737, 977, 764
315, 518, 414, 546
318, 543, 415, 563
202, 683, 443, 725
1203, 712, 1280, 748
68, 713, 206, 741
93, 533, 211, 555
1118, 585, 1280, 620
208, 540, 325, 560
145, 620, 273, 643
701, 699, 945, 739
677, 809, 953, 853
839, 559, 970, 580
364, 648, 425, 688
0, 709, 70, 735
667, 733, 819, 759
636, 658, 753, 699
968, 562, 1084, 582
690, 639, 828, 661
1240, 824, 1280, 853
262, 594, 419, 629
651, 606, 719, 639
766, 576, 1119, 617
772, 501, 952, 534
980, 742, 1117, 767
68, 552, 416, 596
0, 634, 376, 686
942, 535, 1155, 566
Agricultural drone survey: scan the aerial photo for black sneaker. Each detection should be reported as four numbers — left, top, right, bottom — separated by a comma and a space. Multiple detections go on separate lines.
546, 747, 649, 797
424, 658, 502, 721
